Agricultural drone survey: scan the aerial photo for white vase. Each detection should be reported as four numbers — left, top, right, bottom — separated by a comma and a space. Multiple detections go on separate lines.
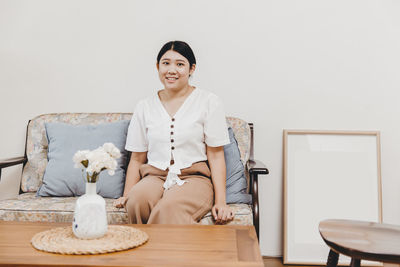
72, 182, 108, 239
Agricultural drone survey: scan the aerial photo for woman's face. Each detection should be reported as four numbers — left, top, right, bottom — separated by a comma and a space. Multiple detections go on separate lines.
157, 50, 195, 91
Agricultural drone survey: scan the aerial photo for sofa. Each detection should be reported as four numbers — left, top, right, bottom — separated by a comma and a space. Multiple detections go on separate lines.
0, 113, 268, 238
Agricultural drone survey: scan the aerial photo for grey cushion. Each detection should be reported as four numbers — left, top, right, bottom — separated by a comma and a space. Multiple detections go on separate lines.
224, 127, 251, 204
37, 121, 130, 198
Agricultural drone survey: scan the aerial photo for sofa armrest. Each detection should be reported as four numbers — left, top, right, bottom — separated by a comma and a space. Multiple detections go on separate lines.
248, 159, 269, 176
0, 156, 27, 182
247, 159, 269, 240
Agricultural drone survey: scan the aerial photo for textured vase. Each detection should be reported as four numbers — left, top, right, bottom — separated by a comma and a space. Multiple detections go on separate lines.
72, 182, 108, 239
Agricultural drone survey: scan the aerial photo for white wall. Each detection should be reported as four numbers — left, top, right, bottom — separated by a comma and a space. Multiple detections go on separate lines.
1, 0, 400, 256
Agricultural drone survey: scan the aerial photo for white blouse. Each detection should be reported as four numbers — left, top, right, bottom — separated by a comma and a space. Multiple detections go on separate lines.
125, 88, 229, 189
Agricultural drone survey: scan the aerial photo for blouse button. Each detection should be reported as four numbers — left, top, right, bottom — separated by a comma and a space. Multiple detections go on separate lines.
170, 159, 174, 165
170, 131, 174, 135
172, 118, 175, 122
170, 125, 174, 128
171, 146, 175, 150
171, 139, 174, 143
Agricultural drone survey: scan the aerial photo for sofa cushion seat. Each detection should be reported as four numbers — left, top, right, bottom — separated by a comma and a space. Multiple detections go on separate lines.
0, 193, 252, 225
199, 203, 253, 226
0, 193, 128, 224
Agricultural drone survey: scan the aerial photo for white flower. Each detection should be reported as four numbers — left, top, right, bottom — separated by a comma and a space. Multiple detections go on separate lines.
73, 150, 90, 168
103, 143, 121, 159
73, 143, 120, 182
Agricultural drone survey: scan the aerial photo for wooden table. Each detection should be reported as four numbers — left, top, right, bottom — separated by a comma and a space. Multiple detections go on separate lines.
319, 219, 400, 267
0, 221, 263, 267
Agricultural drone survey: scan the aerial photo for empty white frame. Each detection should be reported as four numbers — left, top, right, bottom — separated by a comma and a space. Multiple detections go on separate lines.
283, 130, 382, 265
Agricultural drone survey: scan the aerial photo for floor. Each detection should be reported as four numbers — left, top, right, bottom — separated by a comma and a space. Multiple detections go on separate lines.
263, 257, 287, 267
262, 257, 397, 267
263, 257, 322, 267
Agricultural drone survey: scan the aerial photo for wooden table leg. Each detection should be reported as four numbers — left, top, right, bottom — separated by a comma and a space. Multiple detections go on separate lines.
350, 258, 361, 267
327, 249, 339, 267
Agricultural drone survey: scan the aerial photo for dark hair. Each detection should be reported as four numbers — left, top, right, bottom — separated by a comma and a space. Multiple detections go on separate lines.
157, 41, 196, 68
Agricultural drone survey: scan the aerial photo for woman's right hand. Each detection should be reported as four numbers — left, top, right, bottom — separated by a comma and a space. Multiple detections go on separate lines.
113, 196, 128, 208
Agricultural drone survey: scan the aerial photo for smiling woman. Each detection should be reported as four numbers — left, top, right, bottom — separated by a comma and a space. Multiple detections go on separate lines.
157, 40, 196, 81
114, 41, 234, 225
156, 42, 197, 116
158, 49, 194, 94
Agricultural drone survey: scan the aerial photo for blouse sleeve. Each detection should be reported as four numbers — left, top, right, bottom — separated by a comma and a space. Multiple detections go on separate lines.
204, 94, 230, 147
125, 100, 148, 152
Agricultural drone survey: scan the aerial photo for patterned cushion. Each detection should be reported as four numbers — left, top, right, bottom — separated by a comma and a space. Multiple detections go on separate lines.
0, 193, 252, 225
21, 113, 251, 193
226, 117, 251, 165
0, 193, 128, 224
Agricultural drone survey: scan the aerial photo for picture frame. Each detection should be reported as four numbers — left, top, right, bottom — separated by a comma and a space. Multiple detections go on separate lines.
283, 130, 382, 265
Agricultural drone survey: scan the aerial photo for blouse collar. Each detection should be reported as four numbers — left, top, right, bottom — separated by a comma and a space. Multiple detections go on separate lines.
155, 87, 199, 120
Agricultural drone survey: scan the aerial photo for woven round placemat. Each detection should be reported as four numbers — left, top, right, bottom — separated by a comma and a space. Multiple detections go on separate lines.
31, 225, 149, 255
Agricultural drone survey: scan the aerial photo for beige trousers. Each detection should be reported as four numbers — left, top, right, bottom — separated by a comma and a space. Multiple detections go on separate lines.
125, 162, 214, 224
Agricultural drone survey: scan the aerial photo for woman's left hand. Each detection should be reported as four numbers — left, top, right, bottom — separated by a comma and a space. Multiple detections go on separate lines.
212, 203, 235, 224
113, 196, 128, 208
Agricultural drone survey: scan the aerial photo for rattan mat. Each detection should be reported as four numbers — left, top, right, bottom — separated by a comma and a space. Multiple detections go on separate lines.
31, 225, 149, 255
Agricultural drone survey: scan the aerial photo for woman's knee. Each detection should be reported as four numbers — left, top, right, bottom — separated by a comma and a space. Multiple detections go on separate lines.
125, 178, 163, 208
148, 198, 194, 224
152, 198, 176, 212
125, 189, 149, 212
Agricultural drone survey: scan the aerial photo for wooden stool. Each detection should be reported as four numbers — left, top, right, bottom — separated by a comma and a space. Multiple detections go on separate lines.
319, 219, 400, 267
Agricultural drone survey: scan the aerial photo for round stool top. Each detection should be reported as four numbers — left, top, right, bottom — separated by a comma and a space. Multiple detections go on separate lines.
319, 219, 400, 263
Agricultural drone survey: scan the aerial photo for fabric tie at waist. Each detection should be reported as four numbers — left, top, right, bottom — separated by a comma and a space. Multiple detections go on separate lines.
163, 164, 186, 190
